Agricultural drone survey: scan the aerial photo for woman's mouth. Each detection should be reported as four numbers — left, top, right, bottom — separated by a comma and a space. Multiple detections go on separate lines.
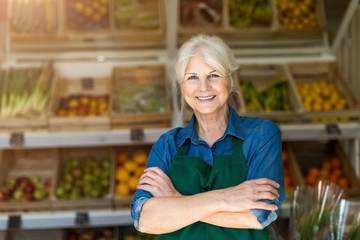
196, 95, 216, 100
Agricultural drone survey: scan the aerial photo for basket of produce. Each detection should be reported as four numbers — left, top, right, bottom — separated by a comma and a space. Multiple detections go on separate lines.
282, 143, 304, 199
0, 148, 57, 212
178, 0, 275, 43
48, 74, 111, 132
274, 0, 326, 40
289, 62, 360, 123
288, 141, 360, 197
111, 64, 171, 129
0, 63, 54, 133
114, 146, 151, 209
8, 0, 59, 40
52, 147, 114, 210
236, 64, 302, 122
113, 0, 164, 44
63, 0, 111, 40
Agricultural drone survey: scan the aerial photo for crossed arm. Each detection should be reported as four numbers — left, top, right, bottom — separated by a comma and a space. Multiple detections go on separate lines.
136, 167, 280, 234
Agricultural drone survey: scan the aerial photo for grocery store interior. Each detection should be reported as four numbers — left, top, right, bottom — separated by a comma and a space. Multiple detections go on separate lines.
0, 0, 360, 239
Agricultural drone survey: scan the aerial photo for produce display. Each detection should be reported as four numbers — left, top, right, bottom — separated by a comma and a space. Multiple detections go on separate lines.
179, 0, 223, 27
113, 66, 167, 114
296, 80, 349, 121
282, 148, 293, 193
0, 65, 53, 118
304, 157, 350, 190
276, 0, 319, 30
65, 0, 110, 31
229, 0, 272, 29
10, 0, 58, 34
55, 157, 111, 200
115, 151, 148, 197
65, 228, 114, 240
56, 95, 108, 117
114, 0, 160, 30
0, 175, 51, 202
240, 77, 291, 112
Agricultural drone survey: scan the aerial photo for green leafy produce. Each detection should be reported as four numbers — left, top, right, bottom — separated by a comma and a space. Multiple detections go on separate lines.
347, 223, 360, 240
229, 0, 272, 29
114, 0, 160, 29
113, 84, 166, 113
0, 65, 53, 118
11, 0, 58, 33
240, 77, 291, 112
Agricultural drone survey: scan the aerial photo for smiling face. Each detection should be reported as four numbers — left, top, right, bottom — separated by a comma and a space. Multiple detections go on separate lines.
181, 56, 231, 116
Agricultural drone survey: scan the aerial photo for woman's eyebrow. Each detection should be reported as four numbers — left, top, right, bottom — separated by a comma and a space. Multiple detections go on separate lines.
185, 70, 217, 75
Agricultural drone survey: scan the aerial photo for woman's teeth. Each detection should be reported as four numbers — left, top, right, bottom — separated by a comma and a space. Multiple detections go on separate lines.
197, 96, 215, 100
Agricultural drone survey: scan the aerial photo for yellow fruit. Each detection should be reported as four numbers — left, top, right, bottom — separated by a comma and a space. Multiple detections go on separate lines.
133, 151, 148, 165
116, 183, 130, 197
135, 167, 146, 178
124, 161, 137, 173
116, 168, 130, 182
128, 176, 139, 191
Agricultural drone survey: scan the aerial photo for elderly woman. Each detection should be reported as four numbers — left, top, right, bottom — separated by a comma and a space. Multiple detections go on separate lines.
130, 34, 285, 240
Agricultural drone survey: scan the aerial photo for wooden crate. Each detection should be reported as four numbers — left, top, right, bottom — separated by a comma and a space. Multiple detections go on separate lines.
0, 63, 54, 133
288, 62, 360, 122
111, 0, 165, 44
178, 0, 325, 44
110, 64, 171, 129
283, 143, 305, 197
113, 145, 151, 210
287, 141, 360, 197
48, 75, 111, 132
8, 0, 61, 40
236, 63, 303, 122
0, 148, 58, 212
51, 147, 114, 210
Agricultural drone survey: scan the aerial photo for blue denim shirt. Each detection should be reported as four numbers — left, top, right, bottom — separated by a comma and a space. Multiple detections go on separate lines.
130, 106, 285, 230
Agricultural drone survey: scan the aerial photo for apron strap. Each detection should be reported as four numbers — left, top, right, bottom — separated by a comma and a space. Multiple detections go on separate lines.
177, 139, 191, 156
232, 137, 244, 158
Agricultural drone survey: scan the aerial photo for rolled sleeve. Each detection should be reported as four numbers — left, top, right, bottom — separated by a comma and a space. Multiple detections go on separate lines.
245, 120, 286, 228
130, 196, 150, 230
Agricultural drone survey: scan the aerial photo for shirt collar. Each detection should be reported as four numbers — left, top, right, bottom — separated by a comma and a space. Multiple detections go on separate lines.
176, 106, 246, 148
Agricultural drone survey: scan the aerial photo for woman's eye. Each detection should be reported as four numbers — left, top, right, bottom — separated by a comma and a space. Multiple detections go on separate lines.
208, 74, 219, 79
187, 75, 197, 80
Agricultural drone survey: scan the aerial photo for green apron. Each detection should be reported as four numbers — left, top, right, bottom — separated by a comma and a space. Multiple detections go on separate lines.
158, 137, 268, 240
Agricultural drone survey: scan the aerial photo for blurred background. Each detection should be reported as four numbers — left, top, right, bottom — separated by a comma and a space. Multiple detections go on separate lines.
0, 0, 360, 239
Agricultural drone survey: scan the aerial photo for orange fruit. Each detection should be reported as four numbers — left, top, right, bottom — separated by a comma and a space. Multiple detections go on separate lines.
306, 175, 317, 187
117, 151, 130, 165
328, 174, 339, 184
308, 167, 319, 178
321, 161, 331, 171
283, 168, 290, 177
135, 167, 146, 178
330, 157, 342, 169
282, 150, 289, 163
332, 169, 343, 178
124, 161, 137, 173
319, 169, 329, 179
338, 177, 349, 190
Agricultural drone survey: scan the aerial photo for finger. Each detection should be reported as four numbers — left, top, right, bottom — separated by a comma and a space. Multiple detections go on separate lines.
252, 201, 278, 211
255, 185, 280, 198
252, 191, 278, 201
137, 183, 158, 196
251, 178, 280, 188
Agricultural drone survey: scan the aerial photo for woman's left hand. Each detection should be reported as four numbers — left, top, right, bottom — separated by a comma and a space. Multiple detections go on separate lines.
137, 167, 182, 197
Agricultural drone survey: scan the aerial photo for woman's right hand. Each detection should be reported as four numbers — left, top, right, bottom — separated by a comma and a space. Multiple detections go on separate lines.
218, 178, 280, 212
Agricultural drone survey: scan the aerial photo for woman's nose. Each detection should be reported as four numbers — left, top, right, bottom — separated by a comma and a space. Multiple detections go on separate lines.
198, 76, 211, 91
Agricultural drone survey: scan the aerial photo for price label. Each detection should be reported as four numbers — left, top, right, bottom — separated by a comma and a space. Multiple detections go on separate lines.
75, 212, 89, 225
8, 215, 21, 229
326, 123, 341, 136
130, 129, 144, 142
81, 78, 94, 90
9, 133, 25, 147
